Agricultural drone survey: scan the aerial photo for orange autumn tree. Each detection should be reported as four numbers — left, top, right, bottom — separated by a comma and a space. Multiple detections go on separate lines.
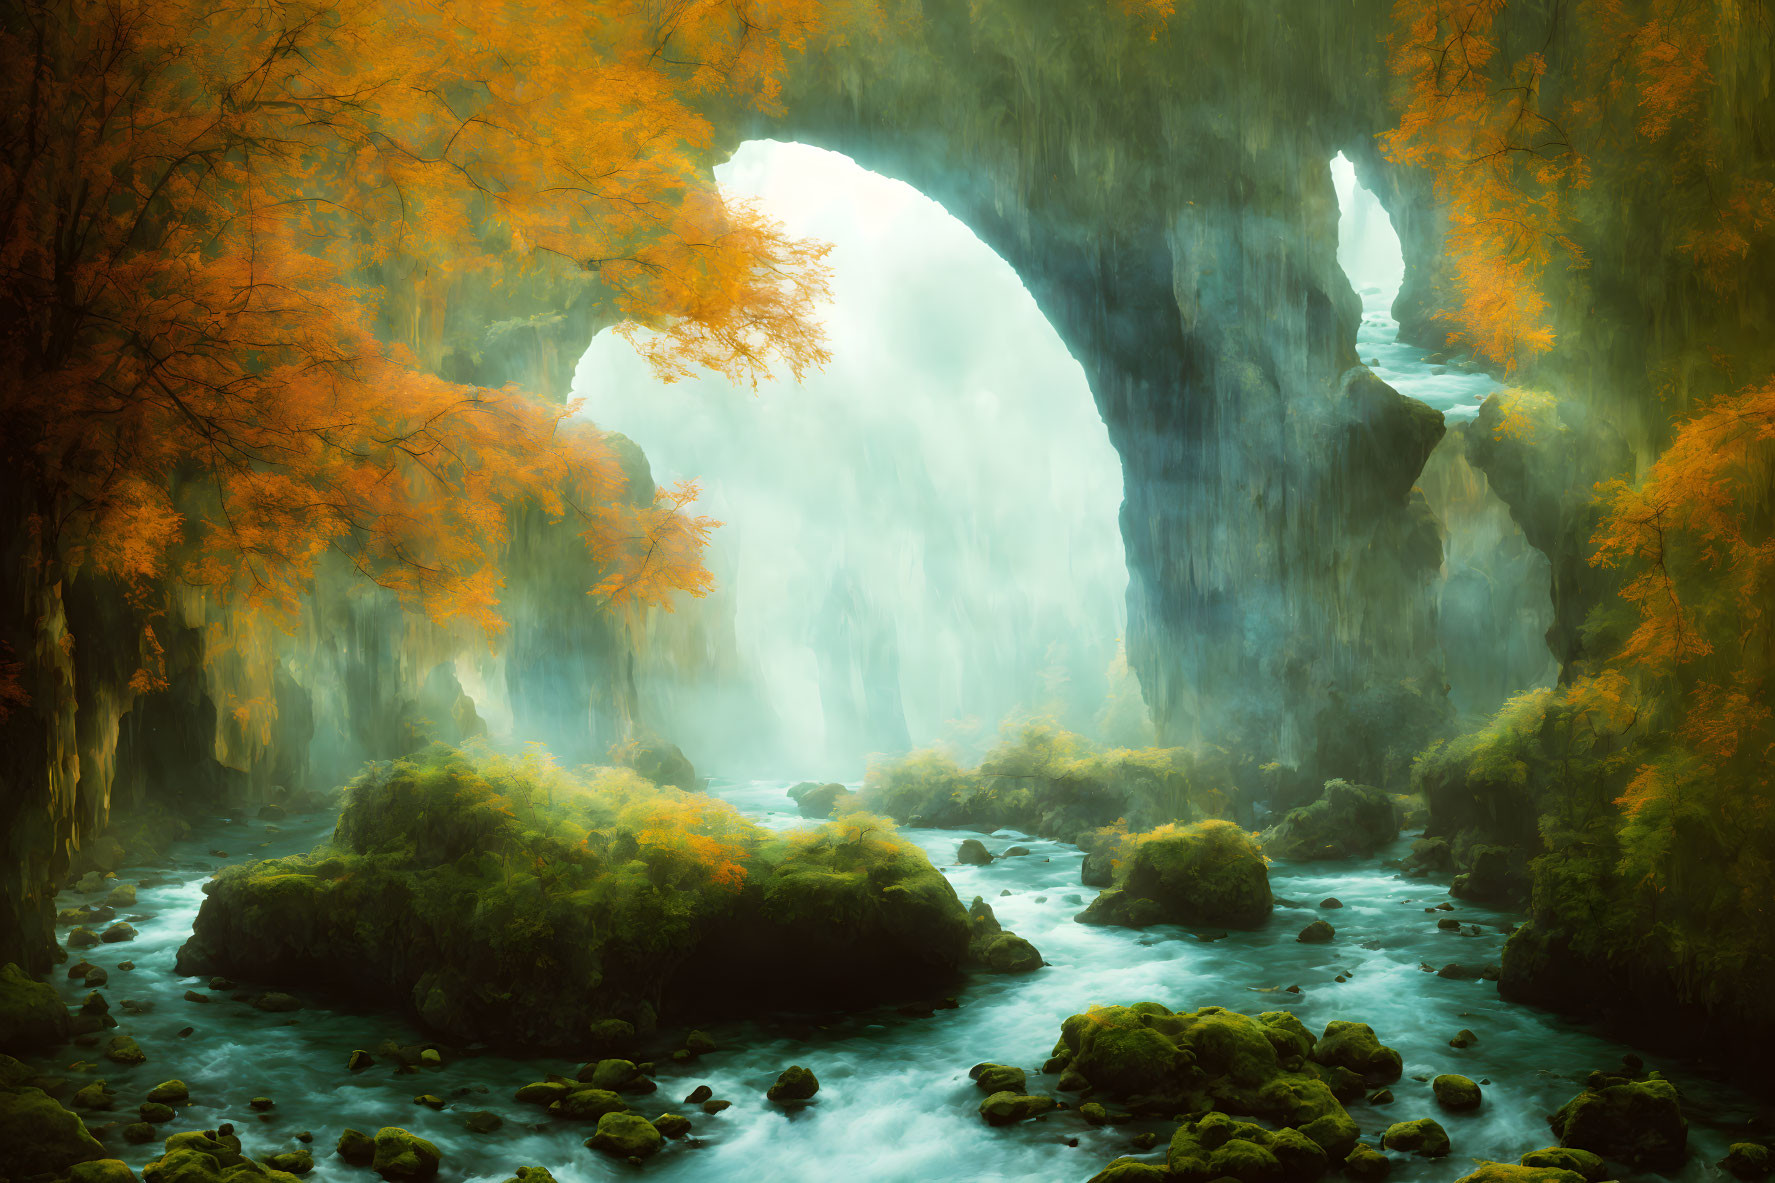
0, 0, 835, 653
1382, 0, 1774, 371
1387, 0, 1775, 1004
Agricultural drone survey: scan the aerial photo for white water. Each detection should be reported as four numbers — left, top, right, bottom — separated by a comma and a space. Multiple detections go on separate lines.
30, 790, 1758, 1183
1332, 154, 1500, 424
571, 141, 1136, 778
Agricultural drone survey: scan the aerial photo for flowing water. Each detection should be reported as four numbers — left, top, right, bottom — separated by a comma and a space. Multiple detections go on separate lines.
26, 779, 1763, 1183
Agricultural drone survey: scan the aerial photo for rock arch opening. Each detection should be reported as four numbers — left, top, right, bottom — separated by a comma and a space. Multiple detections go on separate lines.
572, 141, 1142, 777
1330, 153, 1559, 722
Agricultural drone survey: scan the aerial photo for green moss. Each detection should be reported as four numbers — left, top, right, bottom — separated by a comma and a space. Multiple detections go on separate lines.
1518, 1147, 1606, 1180
1086, 1160, 1170, 1183
978, 1091, 1055, 1126
1381, 1118, 1450, 1158
0, 1085, 106, 1176
177, 746, 971, 1046
0, 962, 69, 1050
1310, 1021, 1402, 1083
1449, 1163, 1588, 1183
1060, 1005, 1190, 1096
371, 1127, 441, 1181
586, 1112, 663, 1159
1433, 1074, 1481, 1110
861, 723, 1248, 839
1550, 1076, 1687, 1171
1119, 821, 1272, 927
1259, 780, 1398, 860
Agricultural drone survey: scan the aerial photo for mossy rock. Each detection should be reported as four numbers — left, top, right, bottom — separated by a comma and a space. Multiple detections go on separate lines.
1259, 781, 1398, 860
336, 1129, 375, 1165
1381, 1118, 1450, 1158
371, 1127, 441, 1181
651, 1113, 692, 1139
976, 931, 1043, 973
1117, 821, 1273, 928
500, 1169, 556, 1183
548, 1088, 627, 1120
969, 1063, 1026, 1093
1549, 1075, 1687, 1170
586, 1111, 663, 1159
1450, 1163, 1587, 1183
141, 1102, 177, 1123
1086, 1159, 1170, 1183
70, 1159, 139, 1183
767, 1065, 818, 1102
147, 1081, 189, 1105
1722, 1144, 1774, 1180
105, 1035, 146, 1065
1310, 1021, 1401, 1083
176, 746, 972, 1046
515, 1080, 568, 1105
789, 782, 857, 819
265, 1150, 313, 1175
1344, 1144, 1391, 1181
1433, 1074, 1481, 1110
957, 839, 993, 865
978, 1091, 1055, 1126
1257, 1012, 1315, 1060
1519, 1147, 1606, 1180
0, 963, 71, 1050
1059, 1004, 1189, 1096
0, 1086, 107, 1175
1297, 920, 1334, 943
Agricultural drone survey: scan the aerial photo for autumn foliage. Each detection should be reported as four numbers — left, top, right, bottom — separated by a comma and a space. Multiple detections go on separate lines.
0, 0, 836, 653
1384, 0, 1775, 370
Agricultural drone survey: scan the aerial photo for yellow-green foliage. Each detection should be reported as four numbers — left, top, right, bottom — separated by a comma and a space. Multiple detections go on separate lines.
862, 721, 1241, 839
182, 745, 966, 1045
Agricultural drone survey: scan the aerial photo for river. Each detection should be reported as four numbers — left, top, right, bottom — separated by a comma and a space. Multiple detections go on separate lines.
26, 776, 1762, 1183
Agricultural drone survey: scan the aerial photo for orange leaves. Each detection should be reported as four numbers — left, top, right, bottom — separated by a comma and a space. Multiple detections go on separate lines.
1382, 0, 1579, 370
2, 0, 843, 644
623, 790, 754, 891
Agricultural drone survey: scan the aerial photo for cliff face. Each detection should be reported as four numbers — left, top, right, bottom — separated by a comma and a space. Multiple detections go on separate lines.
757, 0, 1450, 782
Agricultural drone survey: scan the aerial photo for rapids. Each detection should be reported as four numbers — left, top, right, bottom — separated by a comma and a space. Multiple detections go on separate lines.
25, 779, 1761, 1183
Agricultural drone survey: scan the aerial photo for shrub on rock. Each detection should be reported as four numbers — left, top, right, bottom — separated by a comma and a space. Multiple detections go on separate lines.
1259, 781, 1399, 860
1077, 821, 1271, 929
176, 747, 974, 1046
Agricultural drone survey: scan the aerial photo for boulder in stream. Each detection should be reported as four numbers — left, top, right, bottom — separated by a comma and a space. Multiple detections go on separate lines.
1548, 1073, 1687, 1171
371, 1127, 441, 1181
788, 782, 858, 819
0, 1085, 107, 1176
1076, 821, 1271, 929
1433, 1073, 1481, 1110
586, 1112, 663, 1159
1259, 780, 1398, 860
1381, 1118, 1450, 1157
766, 1065, 818, 1102
0, 962, 70, 1049
978, 1091, 1055, 1126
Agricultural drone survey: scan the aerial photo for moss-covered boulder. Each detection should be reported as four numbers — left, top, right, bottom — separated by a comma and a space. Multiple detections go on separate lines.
1450, 1164, 1587, 1183
146, 1081, 189, 1105
548, 1087, 627, 1121
1259, 781, 1398, 860
176, 747, 973, 1046
651, 1113, 692, 1139
957, 839, 993, 865
609, 737, 699, 792
371, 1127, 440, 1181
1344, 1144, 1391, 1181
969, 1063, 1026, 1093
336, 1129, 375, 1165
964, 897, 1043, 973
1382, 1118, 1450, 1157
788, 782, 857, 819
0, 962, 70, 1050
1077, 821, 1271, 929
1297, 920, 1334, 943
1433, 1074, 1481, 1110
767, 1065, 818, 1102
1086, 1160, 1170, 1183
978, 1091, 1055, 1126
1519, 1147, 1606, 1180
0, 1085, 107, 1175
1549, 1075, 1687, 1170
1168, 1111, 1329, 1183
1722, 1143, 1774, 1180
70, 1159, 139, 1183
1311, 1021, 1402, 1083
1050, 1003, 1362, 1158
586, 1112, 663, 1159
